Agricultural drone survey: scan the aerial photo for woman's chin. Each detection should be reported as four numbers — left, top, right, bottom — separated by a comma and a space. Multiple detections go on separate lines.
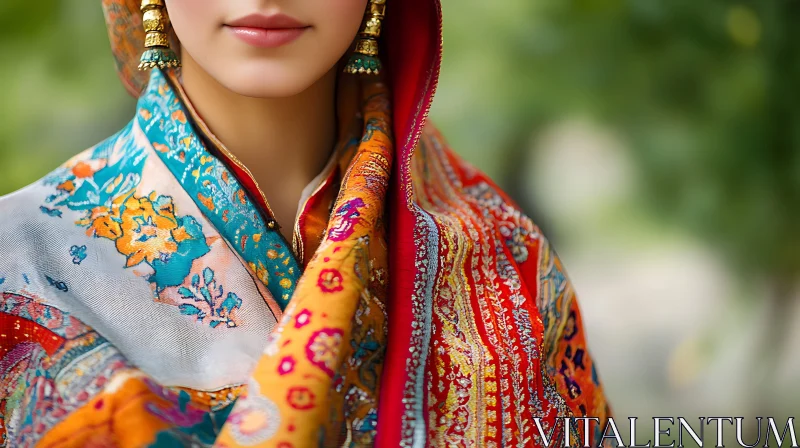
211, 63, 331, 99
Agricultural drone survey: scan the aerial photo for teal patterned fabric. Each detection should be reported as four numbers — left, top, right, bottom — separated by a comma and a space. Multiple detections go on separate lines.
137, 69, 301, 309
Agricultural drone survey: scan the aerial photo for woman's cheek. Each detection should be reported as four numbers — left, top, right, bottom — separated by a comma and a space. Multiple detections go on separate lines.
165, 0, 217, 46
314, 0, 368, 40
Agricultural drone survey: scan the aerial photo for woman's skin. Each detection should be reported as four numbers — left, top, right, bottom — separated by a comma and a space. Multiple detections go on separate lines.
179, 53, 338, 243
164, 0, 368, 242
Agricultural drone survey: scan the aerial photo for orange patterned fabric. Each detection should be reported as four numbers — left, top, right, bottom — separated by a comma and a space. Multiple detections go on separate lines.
214, 80, 394, 447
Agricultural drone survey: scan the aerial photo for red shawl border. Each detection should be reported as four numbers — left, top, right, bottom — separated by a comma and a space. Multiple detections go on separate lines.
378, 0, 444, 446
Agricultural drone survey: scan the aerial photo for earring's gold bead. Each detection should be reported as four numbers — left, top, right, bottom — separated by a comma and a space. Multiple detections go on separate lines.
144, 32, 170, 48
138, 0, 181, 71
142, 8, 167, 33
362, 17, 382, 39
354, 39, 379, 57
140, 0, 165, 10
368, 1, 386, 18
343, 0, 386, 76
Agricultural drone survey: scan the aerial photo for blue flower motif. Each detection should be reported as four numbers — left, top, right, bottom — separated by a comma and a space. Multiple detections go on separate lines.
45, 275, 68, 292
69, 245, 88, 265
177, 267, 242, 328
39, 206, 62, 218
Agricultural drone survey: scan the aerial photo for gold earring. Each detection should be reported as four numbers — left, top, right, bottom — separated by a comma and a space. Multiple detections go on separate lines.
138, 0, 181, 71
344, 0, 386, 75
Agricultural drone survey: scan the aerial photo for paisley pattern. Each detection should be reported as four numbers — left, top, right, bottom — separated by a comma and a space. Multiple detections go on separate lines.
0, 292, 238, 447
389, 129, 613, 447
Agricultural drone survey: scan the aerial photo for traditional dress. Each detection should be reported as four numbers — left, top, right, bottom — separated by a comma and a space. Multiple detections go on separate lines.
0, 0, 612, 447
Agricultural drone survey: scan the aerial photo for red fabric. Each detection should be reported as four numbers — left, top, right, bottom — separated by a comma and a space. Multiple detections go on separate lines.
0, 313, 65, 358
377, 1, 443, 446
296, 164, 342, 266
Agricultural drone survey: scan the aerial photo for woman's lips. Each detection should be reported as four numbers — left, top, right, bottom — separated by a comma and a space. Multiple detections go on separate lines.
226, 27, 307, 48
224, 13, 309, 48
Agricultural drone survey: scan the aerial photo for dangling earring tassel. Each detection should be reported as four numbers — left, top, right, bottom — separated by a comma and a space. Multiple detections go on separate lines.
138, 0, 181, 71
344, 0, 386, 75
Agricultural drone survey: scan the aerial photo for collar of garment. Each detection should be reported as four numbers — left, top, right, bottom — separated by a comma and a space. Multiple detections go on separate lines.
137, 68, 360, 309
162, 70, 354, 267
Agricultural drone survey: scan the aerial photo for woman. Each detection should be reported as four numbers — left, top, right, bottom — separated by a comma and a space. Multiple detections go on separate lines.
0, 0, 612, 446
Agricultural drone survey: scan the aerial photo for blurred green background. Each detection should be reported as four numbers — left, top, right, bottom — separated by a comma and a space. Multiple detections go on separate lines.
1, 0, 798, 444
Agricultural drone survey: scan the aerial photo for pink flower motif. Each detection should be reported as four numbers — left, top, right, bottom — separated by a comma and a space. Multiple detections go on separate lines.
286, 386, 316, 410
277, 355, 296, 375
305, 328, 344, 377
317, 268, 344, 293
294, 309, 312, 328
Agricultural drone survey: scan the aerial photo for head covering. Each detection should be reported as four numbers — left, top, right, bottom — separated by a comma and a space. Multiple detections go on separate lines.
101, 0, 177, 97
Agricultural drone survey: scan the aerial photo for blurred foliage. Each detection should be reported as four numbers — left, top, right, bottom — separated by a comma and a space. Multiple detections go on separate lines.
434, 0, 800, 285
0, 0, 134, 194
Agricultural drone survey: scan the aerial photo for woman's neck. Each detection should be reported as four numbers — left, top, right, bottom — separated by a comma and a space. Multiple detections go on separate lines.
178, 51, 337, 240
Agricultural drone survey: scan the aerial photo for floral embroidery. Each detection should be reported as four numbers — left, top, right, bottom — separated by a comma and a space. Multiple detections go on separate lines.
305, 328, 344, 377
327, 197, 365, 242
285, 387, 315, 411
0, 52, 613, 447
277, 356, 296, 376
116, 193, 180, 267
69, 245, 87, 265
294, 309, 311, 329
172, 267, 243, 328
33, 120, 258, 328
316, 269, 343, 293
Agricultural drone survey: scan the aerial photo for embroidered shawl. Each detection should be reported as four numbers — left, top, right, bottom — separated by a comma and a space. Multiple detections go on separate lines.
0, 1, 613, 447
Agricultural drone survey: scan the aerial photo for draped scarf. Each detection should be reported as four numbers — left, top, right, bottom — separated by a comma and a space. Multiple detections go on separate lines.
211, 81, 395, 445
